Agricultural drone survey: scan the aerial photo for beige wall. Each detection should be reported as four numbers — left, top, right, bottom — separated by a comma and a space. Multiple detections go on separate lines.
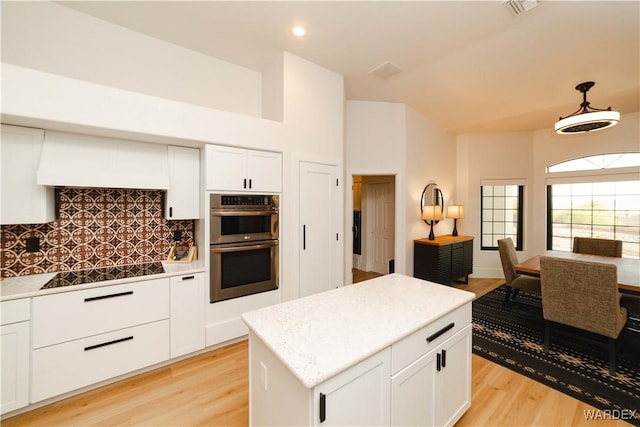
406, 107, 456, 275
457, 112, 639, 278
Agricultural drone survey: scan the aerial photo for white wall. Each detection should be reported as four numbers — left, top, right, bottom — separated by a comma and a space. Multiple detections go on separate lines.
345, 101, 407, 283
279, 52, 345, 302
1, 1, 262, 117
456, 112, 639, 278
344, 101, 456, 280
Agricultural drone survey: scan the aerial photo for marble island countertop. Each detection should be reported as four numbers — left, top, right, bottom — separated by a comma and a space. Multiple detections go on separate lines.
241, 273, 474, 389
0, 261, 205, 301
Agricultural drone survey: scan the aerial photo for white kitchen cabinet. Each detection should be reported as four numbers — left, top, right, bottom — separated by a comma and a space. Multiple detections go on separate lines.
166, 146, 200, 220
31, 278, 171, 402
249, 333, 390, 426
1, 299, 31, 414
205, 144, 281, 192
313, 349, 390, 426
244, 275, 473, 427
170, 273, 205, 358
37, 130, 169, 190
31, 320, 170, 403
1, 124, 55, 225
299, 161, 338, 298
32, 278, 170, 349
391, 325, 472, 427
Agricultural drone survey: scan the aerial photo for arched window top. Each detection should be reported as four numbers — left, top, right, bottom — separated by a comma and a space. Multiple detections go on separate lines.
547, 152, 640, 173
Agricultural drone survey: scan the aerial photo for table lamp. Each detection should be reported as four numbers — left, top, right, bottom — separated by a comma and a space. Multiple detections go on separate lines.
446, 205, 464, 237
422, 205, 443, 240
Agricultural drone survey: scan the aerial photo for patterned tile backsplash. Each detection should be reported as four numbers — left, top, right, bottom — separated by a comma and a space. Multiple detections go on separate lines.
1, 188, 194, 278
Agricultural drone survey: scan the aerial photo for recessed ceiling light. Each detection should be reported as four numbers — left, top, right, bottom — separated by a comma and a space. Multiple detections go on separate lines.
292, 25, 307, 37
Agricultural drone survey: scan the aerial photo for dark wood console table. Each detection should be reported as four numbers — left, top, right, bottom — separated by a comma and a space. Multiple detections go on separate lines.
414, 235, 474, 285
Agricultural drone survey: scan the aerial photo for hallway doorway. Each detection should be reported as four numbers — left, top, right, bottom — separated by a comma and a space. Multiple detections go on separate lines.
352, 175, 396, 283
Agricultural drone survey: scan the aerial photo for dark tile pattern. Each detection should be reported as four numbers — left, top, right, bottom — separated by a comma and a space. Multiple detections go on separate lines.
0, 188, 193, 278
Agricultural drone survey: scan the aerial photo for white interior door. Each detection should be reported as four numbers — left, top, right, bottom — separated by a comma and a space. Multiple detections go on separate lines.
299, 161, 337, 298
366, 180, 395, 275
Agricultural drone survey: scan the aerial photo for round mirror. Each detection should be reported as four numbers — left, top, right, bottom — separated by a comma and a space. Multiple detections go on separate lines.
420, 183, 444, 225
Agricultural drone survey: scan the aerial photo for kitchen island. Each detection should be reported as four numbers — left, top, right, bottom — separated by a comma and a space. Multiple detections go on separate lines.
241, 273, 475, 426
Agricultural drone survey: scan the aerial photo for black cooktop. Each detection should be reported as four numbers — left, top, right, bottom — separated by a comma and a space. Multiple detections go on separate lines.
41, 262, 165, 289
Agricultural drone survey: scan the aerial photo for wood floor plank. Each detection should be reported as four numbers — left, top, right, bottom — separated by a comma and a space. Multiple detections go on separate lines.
3, 278, 628, 427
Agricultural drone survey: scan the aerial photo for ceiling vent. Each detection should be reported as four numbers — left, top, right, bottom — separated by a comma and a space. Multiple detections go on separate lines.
369, 61, 403, 80
503, 0, 539, 16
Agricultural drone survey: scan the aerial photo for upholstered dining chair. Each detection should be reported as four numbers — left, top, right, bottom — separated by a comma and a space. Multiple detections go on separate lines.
497, 238, 541, 305
539, 256, 628, 375
573, 237, 623, 257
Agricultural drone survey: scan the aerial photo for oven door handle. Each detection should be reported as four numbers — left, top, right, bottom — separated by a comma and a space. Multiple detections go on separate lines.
210, 209, 277, 217
210, 241, 277, 253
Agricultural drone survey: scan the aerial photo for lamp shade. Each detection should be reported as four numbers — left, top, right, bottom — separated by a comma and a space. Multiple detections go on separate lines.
446, 205, 464, 219
422, 205, 443, 221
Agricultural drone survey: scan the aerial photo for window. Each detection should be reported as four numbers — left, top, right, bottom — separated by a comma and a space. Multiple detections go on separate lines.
547, 153, 640, 173
547, 181, 640, 258
481, 184, 524, 250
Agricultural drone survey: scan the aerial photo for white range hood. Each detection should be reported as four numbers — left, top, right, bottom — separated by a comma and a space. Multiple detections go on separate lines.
37, 131, 170, 190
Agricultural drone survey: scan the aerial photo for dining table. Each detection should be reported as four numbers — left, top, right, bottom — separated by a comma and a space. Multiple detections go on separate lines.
514, 250, 640, 295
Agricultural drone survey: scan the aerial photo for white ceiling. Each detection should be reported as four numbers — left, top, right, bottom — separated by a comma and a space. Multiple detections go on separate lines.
59, 1, 640, 135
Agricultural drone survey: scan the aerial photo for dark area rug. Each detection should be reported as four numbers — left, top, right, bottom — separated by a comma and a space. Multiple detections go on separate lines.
472, 286, 640, 426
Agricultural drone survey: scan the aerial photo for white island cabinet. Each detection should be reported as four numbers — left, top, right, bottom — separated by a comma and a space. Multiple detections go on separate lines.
241, 274, 474, 427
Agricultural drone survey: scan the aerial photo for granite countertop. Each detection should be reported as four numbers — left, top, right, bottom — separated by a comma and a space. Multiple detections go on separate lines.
241, 273, 474, 389
0, 261, 205, 301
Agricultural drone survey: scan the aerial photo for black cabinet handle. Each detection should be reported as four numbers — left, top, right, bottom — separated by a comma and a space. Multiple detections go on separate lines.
303, 225, 306, 250
84, 336, 133, 351
437, 352, 442, 372
84, 291, 133, 302
169, 207, 173, 217
249, 179, 252, 189
426, 322, 455, 343
319, 393, 326, 423
244, 178, 247, 189
182, 275, 195, 281
441, 349, 447, 368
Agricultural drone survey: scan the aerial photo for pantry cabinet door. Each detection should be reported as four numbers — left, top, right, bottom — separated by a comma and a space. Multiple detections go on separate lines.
299, 161, 338, 298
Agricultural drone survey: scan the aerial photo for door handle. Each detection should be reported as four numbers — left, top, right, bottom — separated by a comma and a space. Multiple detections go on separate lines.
426, 322, 455, 343
84, 336, 133, 351
437, 352, 442, 372
319, 392, 326, 423
303, 225, 306, 250
84, 291, 133, 302
441, 349, 447, 368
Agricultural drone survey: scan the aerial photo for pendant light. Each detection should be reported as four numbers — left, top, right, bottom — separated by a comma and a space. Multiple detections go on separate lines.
555, 82, 620, 134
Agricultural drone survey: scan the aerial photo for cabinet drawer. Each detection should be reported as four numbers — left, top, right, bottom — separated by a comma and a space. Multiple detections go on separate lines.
391, 303, 471, 374
32, 278, 169, 349
1, 299, 30, 325
31, 319, 169, 403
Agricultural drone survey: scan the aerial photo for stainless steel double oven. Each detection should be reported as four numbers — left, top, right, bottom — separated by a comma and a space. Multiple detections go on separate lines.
209, 194, 279, 303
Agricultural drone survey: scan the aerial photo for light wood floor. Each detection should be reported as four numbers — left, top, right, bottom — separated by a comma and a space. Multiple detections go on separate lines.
3, 278, 631, 427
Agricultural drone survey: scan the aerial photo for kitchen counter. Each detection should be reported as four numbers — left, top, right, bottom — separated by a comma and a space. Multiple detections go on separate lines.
0, 261, 205, 301
241, 273, 474, 389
